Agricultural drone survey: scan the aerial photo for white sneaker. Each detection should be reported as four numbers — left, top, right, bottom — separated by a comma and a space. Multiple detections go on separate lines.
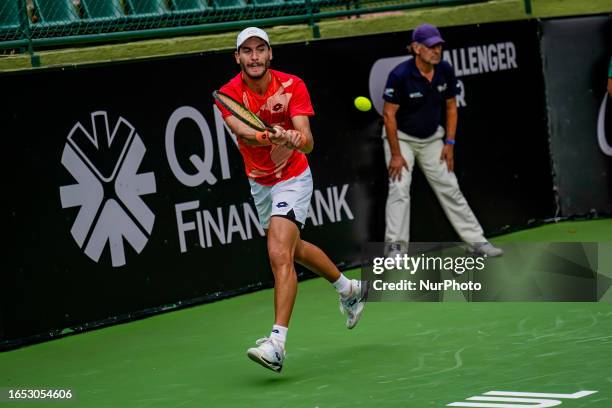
385, 242, 405, 258
247, 337, 285, 373
469, 242, 503, 257
339, 279, 368, 329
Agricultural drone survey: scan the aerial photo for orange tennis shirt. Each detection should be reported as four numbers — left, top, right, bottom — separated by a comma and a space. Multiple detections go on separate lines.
216, 69, 314, 186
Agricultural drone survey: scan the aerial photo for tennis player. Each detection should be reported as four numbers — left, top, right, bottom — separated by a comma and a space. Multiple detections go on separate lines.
214, 27, 367, 373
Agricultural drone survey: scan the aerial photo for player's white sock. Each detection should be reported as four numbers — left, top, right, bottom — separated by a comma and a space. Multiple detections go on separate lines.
333, 274, 352, 298
270, 324, 288, 348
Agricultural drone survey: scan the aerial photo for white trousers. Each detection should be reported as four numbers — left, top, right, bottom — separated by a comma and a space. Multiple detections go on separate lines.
384, 133, 486, 245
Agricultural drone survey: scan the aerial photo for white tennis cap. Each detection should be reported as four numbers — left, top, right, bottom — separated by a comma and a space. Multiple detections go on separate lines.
236, 27, 270, 50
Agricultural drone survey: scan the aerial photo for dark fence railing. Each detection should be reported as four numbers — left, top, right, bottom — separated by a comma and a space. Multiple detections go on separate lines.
1, 0, 491, 57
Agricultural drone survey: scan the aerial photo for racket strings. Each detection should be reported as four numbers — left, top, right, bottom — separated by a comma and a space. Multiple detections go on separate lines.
216, 92, 266, 130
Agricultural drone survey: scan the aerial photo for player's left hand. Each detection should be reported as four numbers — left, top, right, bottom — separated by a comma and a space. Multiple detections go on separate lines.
440, 144, 454, 172
284, 130, 306, 150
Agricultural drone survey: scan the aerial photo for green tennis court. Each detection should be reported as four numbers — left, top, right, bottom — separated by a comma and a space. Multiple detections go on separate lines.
2, 219, 611, 407
0, 0, 612, 408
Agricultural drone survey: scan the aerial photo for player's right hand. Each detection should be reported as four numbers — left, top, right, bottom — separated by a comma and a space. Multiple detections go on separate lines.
388, 154, 408, 181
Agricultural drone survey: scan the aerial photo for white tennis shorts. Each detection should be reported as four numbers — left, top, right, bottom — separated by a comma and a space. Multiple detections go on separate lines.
249, 167, 313, 229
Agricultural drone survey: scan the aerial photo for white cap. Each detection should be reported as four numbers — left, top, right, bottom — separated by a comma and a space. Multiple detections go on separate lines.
236, 27, 270, 50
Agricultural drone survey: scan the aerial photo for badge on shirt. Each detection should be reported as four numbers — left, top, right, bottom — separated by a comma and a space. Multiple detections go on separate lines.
384, 88, 395, 97
437, 83, 448, 92
409, 92, 423, 98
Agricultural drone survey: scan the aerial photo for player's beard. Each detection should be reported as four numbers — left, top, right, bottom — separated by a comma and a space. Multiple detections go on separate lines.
241, 60, 271, 80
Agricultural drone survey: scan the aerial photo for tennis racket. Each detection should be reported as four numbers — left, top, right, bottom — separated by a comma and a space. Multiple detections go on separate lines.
213, 90, 277, 134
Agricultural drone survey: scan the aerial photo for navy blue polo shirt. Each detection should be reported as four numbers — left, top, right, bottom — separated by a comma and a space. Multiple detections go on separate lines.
383, 58, 459, 138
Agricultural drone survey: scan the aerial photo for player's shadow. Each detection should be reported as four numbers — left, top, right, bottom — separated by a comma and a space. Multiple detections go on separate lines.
251, 375, 296, 385
240, 371, 299, 388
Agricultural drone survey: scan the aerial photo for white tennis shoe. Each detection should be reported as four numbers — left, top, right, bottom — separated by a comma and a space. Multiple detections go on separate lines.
339, 279, 368, 329
247, 337, 285, 373
469, 242, 504, 257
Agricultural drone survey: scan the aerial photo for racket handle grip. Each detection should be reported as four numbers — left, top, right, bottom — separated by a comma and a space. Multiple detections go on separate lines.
255, 130, 273, 145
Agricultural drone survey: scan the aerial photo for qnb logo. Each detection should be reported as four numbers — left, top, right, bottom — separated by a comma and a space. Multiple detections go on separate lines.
59, 111, 157, 267
448, 390, 597, 407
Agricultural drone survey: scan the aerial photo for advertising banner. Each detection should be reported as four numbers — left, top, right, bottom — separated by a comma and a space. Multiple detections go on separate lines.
541, 15, 612, 216
1, 19, 555, 348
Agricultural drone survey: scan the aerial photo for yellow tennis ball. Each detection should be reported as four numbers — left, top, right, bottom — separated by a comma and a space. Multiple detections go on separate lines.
354, 96, 372, 112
